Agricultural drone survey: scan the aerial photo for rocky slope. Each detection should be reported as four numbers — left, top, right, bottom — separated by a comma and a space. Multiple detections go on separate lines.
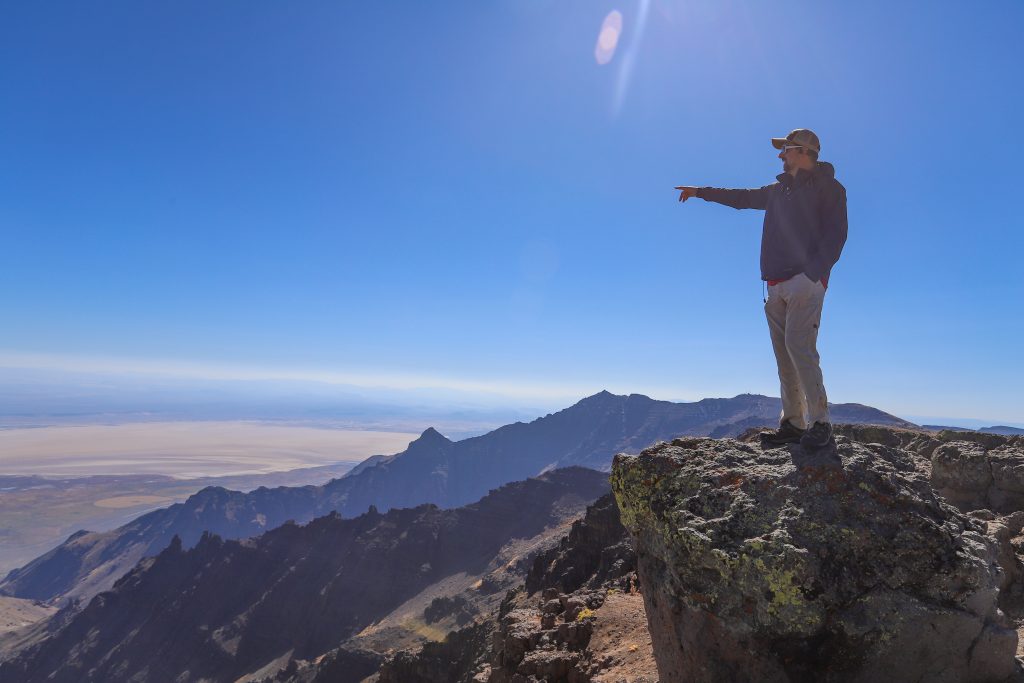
611, 432, 1024, 682
0, 598, 54, 646
523, 493, 636, 597
371, 490, 650, 683
0, 468, 609, 683
2, 391, 911, 607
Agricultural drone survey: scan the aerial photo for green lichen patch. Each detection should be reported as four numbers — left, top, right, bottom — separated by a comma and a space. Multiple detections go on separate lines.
609, 435, 1012, 677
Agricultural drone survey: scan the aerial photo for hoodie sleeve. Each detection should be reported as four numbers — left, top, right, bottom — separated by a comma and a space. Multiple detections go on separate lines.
697, 185, 773, 210
806, 181, 848, 283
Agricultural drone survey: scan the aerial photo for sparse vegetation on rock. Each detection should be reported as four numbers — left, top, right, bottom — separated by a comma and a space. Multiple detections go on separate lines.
612, 433, 1021, 682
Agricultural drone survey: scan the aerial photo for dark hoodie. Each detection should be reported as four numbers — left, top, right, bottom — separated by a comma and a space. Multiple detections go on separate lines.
697, 161, 848, 284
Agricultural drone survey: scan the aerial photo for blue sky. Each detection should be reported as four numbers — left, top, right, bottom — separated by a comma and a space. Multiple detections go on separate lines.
2, 1, 1022, 425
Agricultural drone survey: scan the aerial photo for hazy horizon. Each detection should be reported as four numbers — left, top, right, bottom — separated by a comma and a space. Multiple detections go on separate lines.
1, 362, 1021, 441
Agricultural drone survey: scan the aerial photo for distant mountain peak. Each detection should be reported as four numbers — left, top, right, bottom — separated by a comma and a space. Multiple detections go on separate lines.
414, 427, 451, 445
577, 390, 621, 405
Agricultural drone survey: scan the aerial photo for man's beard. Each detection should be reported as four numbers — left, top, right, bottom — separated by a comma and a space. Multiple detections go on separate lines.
783, 160, 792, 173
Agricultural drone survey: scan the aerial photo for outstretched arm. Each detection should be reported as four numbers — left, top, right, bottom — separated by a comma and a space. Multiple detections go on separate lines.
675, 185, 773, 210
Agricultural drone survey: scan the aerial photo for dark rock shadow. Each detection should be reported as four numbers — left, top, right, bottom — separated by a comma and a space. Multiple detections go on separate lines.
789, 442, 843, 470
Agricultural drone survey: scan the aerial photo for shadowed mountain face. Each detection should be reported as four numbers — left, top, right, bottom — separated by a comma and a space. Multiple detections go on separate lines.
0, 468, 610, 683
1, 391, 913, 605
0, 484, 324, 605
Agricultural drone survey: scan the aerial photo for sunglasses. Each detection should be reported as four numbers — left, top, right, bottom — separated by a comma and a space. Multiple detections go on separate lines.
780, 145, 804, 153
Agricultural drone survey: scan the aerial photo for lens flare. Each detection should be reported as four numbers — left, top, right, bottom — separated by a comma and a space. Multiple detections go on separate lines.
612, 0, 650, 117
594, 10, 623, 65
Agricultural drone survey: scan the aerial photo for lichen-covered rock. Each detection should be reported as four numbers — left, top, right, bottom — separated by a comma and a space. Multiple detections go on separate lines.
984, 511, 1024, 602
936, 430, 1023, 452
611, 436, 1019, 683
932, 439, 1024, 514
830, 423, 940, 455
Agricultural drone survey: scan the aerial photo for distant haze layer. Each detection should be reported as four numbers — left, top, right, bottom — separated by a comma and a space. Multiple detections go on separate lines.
0, 423, 417, 478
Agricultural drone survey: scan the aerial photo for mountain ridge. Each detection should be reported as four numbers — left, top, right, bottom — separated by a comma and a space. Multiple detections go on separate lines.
0, 468, 610, 683
1, 391, 914, 606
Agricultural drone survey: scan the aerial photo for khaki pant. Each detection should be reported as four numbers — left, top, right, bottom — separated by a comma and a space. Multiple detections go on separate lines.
764, 273, 830, 429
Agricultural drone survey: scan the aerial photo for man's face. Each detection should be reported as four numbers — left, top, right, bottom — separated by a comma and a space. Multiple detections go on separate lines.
778, 144, 813, 174
778, 145, 800, 173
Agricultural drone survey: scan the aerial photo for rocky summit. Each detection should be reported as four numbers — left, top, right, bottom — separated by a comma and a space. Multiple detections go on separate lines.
611, 436, 1019, 683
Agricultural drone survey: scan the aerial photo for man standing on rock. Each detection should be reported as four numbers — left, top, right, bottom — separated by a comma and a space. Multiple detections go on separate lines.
675, 129, 848, 449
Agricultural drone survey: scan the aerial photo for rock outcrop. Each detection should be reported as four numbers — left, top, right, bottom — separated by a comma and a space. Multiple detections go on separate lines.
481, 492, 643, 683
917, 432, 1024, 617
931, 436, 1024, 514
376, 621, 493, 683
375, 488, 654, 683
525, 492, 636, 596
487, 586, 605, 683
612, 436, 1019, 683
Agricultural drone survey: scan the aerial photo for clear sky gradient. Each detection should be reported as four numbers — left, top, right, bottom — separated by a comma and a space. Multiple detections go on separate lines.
2, 1, 1022, 425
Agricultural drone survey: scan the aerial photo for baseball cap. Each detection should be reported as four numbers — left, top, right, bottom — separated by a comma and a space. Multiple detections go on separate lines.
771, 129, 820, 154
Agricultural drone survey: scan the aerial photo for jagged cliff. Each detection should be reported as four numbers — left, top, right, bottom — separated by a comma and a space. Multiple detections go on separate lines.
611, 430, 1024, 682
0, 469, 609, 683
374, 492, 650, 683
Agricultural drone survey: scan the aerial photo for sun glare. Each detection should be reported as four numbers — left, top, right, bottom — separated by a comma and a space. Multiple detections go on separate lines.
595, 10, 623, 65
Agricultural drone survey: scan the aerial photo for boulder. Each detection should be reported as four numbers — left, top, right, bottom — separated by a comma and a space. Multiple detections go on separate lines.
932, 439, 1024, 514
611, 436, 1018, 683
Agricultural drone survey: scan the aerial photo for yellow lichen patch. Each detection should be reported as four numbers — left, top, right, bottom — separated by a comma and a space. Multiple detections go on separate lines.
399, 618, 449, 642
755, 558, 804, 612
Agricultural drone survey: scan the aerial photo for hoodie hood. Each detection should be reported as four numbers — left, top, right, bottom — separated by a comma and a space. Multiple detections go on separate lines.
815, 161, 836, 178
778, 160, 836, 185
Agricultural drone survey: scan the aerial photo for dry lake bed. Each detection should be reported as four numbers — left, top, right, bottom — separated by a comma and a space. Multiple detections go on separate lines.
0, 422, 418, 573
0, 421, 417, 478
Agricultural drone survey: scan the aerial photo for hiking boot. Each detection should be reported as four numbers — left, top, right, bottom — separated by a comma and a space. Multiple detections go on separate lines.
760, 420, 805, 447
800, 421, 834, 449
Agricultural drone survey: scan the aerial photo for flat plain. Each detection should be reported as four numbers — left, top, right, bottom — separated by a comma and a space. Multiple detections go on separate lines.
0, 421, 417, 477
0, 422, 417, 574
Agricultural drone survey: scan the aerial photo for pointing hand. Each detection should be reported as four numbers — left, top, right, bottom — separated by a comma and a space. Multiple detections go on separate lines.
675, 186, 698, 202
